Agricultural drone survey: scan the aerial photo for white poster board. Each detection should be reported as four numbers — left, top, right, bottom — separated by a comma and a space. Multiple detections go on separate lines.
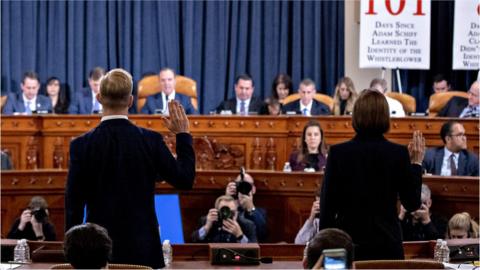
452, 0, 480, 70
359, 0, 431, 69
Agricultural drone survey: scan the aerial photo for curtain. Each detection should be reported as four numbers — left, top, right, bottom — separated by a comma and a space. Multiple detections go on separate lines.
1, 0, 344, 113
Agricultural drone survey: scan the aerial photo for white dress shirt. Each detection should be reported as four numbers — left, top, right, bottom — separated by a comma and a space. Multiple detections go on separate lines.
236, 98, 251, 115
440, 147, 459, 176
300, 101, 313, 116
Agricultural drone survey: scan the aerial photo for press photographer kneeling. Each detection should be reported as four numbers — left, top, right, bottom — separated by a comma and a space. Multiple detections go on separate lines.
191, 195, 257, 243
7, 196, 56, 241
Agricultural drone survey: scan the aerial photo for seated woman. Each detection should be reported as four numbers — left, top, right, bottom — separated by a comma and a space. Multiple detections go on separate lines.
288, 120, 327, 171
270, 74, 293, 104
264, 97, 281, 115
7, 196, 56, 241
446, 212, 479, 239
41, 77, 69, 114
332, 77, 357, 115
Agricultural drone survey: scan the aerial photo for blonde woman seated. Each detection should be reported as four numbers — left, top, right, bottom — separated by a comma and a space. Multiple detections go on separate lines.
288, 120, 327, 172
332, 77, 357, 116
446, 212, 479, 239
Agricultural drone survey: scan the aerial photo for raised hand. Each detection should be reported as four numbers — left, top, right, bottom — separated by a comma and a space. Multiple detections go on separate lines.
408, 130, 425, 165
162, 101, 190, 134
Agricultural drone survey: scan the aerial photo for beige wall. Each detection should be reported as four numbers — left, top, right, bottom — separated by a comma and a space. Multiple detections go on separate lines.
344, 0, 392, 93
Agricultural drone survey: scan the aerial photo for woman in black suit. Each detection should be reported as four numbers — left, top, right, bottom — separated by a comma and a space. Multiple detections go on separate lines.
319, 89, 425, 260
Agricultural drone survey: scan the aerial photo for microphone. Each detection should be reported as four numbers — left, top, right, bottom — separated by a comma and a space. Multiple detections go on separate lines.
219, 248, 273, 264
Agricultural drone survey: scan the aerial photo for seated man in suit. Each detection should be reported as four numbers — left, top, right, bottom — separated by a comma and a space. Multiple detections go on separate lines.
3, 71, 52, 115
432, 74, 451, 94
191, 195, 257, 243
141, 68, 197, 115
422, 121, 478, 176
282, 79, 330, 115
304, 228, 354, 269
438, 81, 479, 118
69, 67, 105, 114
399, 184, 447, 241
215, 74, 267, 115
369, 78, 405, 117
64, 223, 112, 269
225, 172, 267, 242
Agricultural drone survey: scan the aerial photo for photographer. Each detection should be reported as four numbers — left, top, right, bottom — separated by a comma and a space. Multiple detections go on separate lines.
191, 195, 257, 243
225, 172, 267, 242
7, 196, 56, 241
295, 188, 320, 244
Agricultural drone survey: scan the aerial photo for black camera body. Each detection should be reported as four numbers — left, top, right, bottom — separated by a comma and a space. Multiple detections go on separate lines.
218, 206, 233, 223
234, 167, 252, 198
31, 208, 47, 223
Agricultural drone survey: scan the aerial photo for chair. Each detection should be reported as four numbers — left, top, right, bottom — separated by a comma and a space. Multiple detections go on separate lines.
1, 95, 7, 113
428, 91, 469, 117
137, 74, 198, 112
50, 263, 152, 269
386, 92, 416, 114
282, 93, 334, 111
352, 259, 444, 269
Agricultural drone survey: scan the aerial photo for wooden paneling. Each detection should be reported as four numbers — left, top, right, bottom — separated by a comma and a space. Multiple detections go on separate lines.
1, 115, 478, 170
2, 170, 477, 243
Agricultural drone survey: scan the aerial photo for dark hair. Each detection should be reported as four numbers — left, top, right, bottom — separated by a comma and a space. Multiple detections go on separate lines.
22, 71, 40, 84
306, 228, 354, 269
440, 120, 459, 144
64, 223, 112, 269
159, 67, 176, 77
235, 74, 254, 87
299, 120, 326, 159
89, 67, 106, 81
352, 90, 390, 135
433, 74, 449, 84
41, 77, 70, 114
271, 74, 293, 99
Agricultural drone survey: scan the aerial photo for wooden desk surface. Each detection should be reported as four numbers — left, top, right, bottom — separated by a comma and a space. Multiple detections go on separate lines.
1, 115, 478, 170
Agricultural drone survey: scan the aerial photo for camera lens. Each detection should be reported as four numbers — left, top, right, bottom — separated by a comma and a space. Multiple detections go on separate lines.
218, 206, 232, 222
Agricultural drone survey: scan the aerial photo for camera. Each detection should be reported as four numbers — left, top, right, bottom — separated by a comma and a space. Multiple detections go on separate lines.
234, 167, 252, 198
322, 248, 347, 270
218, 206, 233, 222
31, 208, 47, 223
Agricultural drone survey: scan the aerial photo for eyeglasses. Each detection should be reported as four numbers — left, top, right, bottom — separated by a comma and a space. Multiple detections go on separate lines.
449, 133, 466, 138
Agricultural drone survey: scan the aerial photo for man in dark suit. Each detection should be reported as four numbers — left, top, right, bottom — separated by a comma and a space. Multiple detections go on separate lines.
423, 121, 479, 176
3, 71, 52, 115
215, 74, 267, 115
65, 68, 195, 268
68, 67, 105, 114
437, 81, 479, 118
191, 195, 257, 243
141, 68, 197, 115
281, 79, 330, 115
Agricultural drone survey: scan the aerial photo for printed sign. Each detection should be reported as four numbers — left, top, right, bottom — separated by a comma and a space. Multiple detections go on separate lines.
452, 0, 480, 70
359, 0, 431, 69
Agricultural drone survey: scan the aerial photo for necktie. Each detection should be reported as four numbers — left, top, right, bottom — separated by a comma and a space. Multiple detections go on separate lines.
449, 154, 457, 176
240, 101, 246, 115
302, 108, 308, 116
25, 101, 32, 114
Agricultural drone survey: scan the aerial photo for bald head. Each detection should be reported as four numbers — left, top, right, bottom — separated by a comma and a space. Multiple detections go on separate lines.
468, 81, 479, 107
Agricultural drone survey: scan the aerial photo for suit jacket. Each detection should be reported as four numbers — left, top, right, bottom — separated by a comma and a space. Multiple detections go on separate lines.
140, 92, 197, 115
3, 92, 52, 114
65, 119, 195, 268
281, 100, 331, 115
191, 215, 258, 243
422, 147, 479, 176
68, 87, 95, 114
215, 97, 267, 115
437, 97, 468, 117
319, 134, 422, 260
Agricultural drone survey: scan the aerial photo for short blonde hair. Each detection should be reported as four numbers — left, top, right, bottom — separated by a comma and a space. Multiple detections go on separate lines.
214, 195, 235, 209
99, 69, 133, 109
447, 212, 479, 238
